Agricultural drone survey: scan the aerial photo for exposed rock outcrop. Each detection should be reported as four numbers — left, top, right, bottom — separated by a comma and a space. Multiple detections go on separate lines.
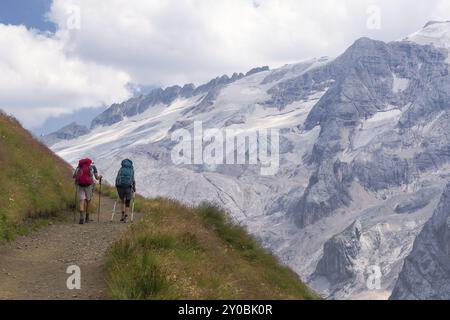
314, 220, 363, 284
390, 183, 450, 300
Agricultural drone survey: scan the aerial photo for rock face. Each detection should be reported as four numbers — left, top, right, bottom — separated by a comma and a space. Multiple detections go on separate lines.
48, 22, 450, 299
41, 122, 89, 146
314, 220, 362, 284
288, 36, 450, 229
390, 183, 450, 300
246, 66, 270, 77
394, 189, 431, 214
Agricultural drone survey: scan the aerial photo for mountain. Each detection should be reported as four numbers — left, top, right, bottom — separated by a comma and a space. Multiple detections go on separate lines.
41, 122, 89, 146
390, 183, 450, 300
0, 111, 74, 240
48, 22, 450, 299
89, 71, 254, 129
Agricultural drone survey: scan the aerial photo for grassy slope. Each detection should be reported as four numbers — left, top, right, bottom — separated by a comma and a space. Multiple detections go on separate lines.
0, 113, 74, 240
104, 185, 318, 300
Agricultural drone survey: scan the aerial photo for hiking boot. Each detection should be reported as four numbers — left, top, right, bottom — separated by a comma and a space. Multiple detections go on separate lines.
120, 213, 125, 222
79, 212, 85, 224
123, 214, 129, 223
85, 214, 91, 223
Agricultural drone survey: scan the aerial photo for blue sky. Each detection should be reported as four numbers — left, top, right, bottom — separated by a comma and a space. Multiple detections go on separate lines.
0, 0, 55, 32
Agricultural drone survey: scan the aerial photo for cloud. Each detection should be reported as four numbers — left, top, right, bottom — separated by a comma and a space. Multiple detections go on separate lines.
1, 0, 449, 128
47, 0, 352, 85
46, 0, 449, 88
0, 24, 131, 128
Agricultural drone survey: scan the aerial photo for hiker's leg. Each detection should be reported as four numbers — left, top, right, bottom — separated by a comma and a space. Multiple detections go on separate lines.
125, 188, 134, 222
78, 187, 86, 224
125, 200, 131, 215
123, 196, 131, 222
119, 200, 125, 221
117, 187, 126, 221
119, 191, 125, 220
127, 188, 132, 214
85, 186, 94, 222
85, 200, 91, 221
124, 188, 133, 222
79, 199, 85, 212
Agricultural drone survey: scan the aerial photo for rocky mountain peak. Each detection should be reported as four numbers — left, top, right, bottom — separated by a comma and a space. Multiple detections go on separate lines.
405, 20, 450, 49
423, 20, 450, 29
41, 122, 89, 146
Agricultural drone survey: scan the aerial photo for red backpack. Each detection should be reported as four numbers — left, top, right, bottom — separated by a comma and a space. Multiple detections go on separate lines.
76, 158, 94, 187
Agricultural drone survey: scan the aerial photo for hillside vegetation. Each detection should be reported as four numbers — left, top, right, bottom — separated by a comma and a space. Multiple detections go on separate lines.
103, 185, 318, 300
0, 112, 74, 240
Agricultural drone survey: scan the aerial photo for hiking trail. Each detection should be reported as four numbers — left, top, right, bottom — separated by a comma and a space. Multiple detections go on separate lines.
0, 194, 139, 300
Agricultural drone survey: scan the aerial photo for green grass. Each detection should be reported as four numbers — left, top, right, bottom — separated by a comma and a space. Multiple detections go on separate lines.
0, 113, 75, 241
105, 192, 319, 300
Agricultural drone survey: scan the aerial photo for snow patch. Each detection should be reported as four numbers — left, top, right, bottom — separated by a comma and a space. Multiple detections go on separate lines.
366, 109, 402, 124
352, 109, 402, 150
392, 74, 409, 93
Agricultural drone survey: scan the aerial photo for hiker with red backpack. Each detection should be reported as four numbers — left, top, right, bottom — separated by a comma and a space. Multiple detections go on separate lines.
73, 158, 103, 224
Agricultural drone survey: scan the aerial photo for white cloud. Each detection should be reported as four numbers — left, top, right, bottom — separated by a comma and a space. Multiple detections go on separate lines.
47, 0, 353, 85
1, 0, 449, 128
47, 0, 449, 88
0, 24, 131, 128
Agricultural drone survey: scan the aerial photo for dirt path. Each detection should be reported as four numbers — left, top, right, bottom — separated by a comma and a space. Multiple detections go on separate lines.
0, 195, 139, 300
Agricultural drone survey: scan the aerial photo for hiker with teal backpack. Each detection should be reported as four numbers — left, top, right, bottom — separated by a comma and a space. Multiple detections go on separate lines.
73, 158, 103, 224
115, 159, 136, 223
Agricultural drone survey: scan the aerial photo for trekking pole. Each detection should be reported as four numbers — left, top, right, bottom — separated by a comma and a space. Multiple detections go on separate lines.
97, 178, 102, 223
131, 193, 136, 223
111, 199, 117, 222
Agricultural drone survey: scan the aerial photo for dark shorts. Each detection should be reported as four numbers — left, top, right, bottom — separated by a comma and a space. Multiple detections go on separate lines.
117, 187, 133, 207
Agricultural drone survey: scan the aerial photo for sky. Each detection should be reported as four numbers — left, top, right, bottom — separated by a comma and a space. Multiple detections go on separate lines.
0, 0, 55, 32
0, 0, 449, 132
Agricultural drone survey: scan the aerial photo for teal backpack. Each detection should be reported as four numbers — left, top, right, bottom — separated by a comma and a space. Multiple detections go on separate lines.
116, 159, 135, 188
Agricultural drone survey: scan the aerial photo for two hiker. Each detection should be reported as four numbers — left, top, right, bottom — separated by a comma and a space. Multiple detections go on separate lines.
73, 158, 136, 224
